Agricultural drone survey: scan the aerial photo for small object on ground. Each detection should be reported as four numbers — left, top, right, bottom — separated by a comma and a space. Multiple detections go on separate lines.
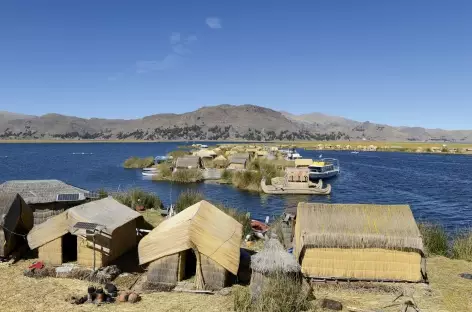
95, 292, 105, 303
88, 286, 96, 294
105, 283, 118, 294
87, 293, 94, 303
321, 298, 343, 311
28, 261, 44, 270
118, 291, 130, 302
251, 219, 269, 233
127, 292, 140, 303
96, 286, 104, 294
459, 273, 472, 280
106, 296, 115, 303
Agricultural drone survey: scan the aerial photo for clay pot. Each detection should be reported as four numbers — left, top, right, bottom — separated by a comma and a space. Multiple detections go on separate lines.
128, 292, 140, 303
118, 292, 129, 302
96, 293, 105, 303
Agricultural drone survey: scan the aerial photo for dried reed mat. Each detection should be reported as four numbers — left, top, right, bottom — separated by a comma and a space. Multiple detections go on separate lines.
251, 236, 300, 274
24, 265, 121, 284
295, 203, 424, 253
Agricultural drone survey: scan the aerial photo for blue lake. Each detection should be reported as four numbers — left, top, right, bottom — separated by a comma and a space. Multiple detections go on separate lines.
0, 142, 471, 232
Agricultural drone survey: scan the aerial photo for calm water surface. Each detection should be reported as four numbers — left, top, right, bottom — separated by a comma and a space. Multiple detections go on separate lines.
0, 143, 471, 232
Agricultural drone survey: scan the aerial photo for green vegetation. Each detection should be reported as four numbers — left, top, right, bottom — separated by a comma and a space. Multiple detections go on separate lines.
172, 169, 204, 183
232, 170, 263, 191
114, 189, 163, 210
233, 275, 312, 312
167, 150, 190, 159
123, 156, 154, 168
418, 223, 448, 256
221, 169, 233, 182
175, 190, 205, 213
452, 232, 472, 261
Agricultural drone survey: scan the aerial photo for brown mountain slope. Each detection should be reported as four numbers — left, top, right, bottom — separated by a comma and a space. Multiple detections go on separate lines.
0, 105, 471, 141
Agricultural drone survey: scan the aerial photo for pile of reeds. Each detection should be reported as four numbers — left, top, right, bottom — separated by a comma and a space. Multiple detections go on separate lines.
123, 156, 155, 168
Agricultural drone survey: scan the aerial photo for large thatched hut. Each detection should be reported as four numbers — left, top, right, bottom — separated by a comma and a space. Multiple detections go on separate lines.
0, 193, 33, 258
213, 155, 228, 169
0, 180, 91, 225
139, 200, 242, 291
250, 235, 301, 299
27, 197, 142, 267
174, 156, 203, 170
227, 153, 250, 170
294, 203, 426, 282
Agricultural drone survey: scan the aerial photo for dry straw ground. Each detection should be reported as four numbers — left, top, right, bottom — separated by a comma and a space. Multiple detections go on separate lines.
1, 256, 471, 312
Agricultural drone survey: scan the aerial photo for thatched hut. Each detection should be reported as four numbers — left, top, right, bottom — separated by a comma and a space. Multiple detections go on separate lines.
139, 200, 242, 291
193, 149, 217, 159
294, 203, 426, 282
0, 180, 91, 225
227, 153, 250, 170
250, 236, 301, 299
175, 156, 203, 170
213, 155, 227, 169
294, 159, 313, 168
27, 197, 142, 267
0, 193, 33, 258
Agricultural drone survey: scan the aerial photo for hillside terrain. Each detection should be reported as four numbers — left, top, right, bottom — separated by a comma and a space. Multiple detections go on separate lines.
1, 105, 471, 141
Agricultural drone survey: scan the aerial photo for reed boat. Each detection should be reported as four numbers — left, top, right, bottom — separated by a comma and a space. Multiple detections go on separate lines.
260, 178, 331, 195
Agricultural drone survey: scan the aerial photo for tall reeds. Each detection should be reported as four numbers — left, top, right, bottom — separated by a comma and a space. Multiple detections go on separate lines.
418, 223, 448, 256
114, 189, 163, 209
452, 231, 472, 261
123, 156, 154, 168
175, 190, 205, 213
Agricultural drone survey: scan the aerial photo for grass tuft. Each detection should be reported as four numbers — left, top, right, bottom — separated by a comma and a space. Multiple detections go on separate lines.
172, 169, 204, 183
418, 223, 448, 256
114, 189, 163, 210
175, 190, 205, 213
452, 231, 472, 261
233, 274, 312, 312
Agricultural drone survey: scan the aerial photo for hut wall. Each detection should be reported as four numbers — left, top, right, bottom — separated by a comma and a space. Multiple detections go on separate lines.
39, 237, 63, 265
109, 220, 138, 260
147, 253, 180, 289
31, 202, 84, 225
77, 238, 107, 268
301, 248, 423, 282
200, 253, 229, 290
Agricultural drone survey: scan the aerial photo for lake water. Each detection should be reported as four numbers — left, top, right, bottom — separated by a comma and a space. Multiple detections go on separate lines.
0, 143, 471, 232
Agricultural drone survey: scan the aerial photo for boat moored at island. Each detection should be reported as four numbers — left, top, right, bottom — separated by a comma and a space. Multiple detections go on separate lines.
284, 148, 303, 160
260, 167, 332, 195
308, 158, 340, 181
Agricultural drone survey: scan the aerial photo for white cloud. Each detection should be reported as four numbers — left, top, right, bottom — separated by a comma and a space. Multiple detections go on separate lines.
185, 35, 198, 44
170, 32, 181, 44
206, 17, 222, 29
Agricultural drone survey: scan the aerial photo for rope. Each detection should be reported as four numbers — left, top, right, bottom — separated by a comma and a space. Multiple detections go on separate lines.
0, 224, 28, 238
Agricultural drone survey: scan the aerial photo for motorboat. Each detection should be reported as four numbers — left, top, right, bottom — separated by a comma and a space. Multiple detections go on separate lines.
142, 167, 158, 177
308, 158, 340, 181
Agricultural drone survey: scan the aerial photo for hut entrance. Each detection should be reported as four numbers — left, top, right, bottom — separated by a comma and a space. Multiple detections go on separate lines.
61, 233, 77, 263
179, 249, 197, 280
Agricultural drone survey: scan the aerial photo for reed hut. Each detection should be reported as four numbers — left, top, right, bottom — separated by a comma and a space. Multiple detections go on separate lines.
213, 155, 227, 169
139, 200, 242, 291
294, 203, 426, 282
227, 153, 250, 170
0, 193, 33, 258
294, 159, 313, 168
175, 156, 203, 170
193, 149, 217, 159
250, 235, 301, 299
0, 180, 91, 225
27, 197, 142, 267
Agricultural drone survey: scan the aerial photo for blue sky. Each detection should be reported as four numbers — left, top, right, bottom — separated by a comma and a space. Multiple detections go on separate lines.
0, 0, 471, 129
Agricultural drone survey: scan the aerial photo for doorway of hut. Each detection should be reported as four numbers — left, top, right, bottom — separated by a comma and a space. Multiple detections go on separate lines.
61, 233, 77, 263
179, 249, 197, 280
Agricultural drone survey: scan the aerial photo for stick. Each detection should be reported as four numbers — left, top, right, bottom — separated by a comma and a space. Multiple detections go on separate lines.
346, 307, 380, 312
172, 289, 214, 294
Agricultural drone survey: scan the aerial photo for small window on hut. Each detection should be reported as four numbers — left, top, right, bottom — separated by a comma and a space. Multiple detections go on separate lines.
62, 233, 78, 263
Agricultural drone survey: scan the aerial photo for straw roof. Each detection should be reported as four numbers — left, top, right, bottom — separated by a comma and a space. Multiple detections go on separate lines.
0, 180, 89, 204
27, 197, 141, 249
294, 159, 313, 167
175, 156, 201, 168
193, 150, 216, 158
295, 203, 424, 256
138, 200, 242, 275
232, 153, 250, 160
214, 155, 227, 162
251, 236, 300, 274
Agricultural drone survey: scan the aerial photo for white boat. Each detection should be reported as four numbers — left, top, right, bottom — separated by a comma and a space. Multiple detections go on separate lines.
308, 158, 340, 181
351, 151, 359, 154
142, 171, 158, 177
285, 148, 303, 160
201, 144, 209, 149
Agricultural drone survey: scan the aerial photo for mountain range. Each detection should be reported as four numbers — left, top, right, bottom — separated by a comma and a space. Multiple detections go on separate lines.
1, 105, 471, 142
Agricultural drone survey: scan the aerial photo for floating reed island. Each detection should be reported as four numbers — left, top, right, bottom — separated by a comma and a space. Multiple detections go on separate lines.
1, 180, 472, 311
123, 144, 333, 194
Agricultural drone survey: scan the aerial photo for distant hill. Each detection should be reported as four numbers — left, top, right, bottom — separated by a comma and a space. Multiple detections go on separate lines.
0, 104, 471, 142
